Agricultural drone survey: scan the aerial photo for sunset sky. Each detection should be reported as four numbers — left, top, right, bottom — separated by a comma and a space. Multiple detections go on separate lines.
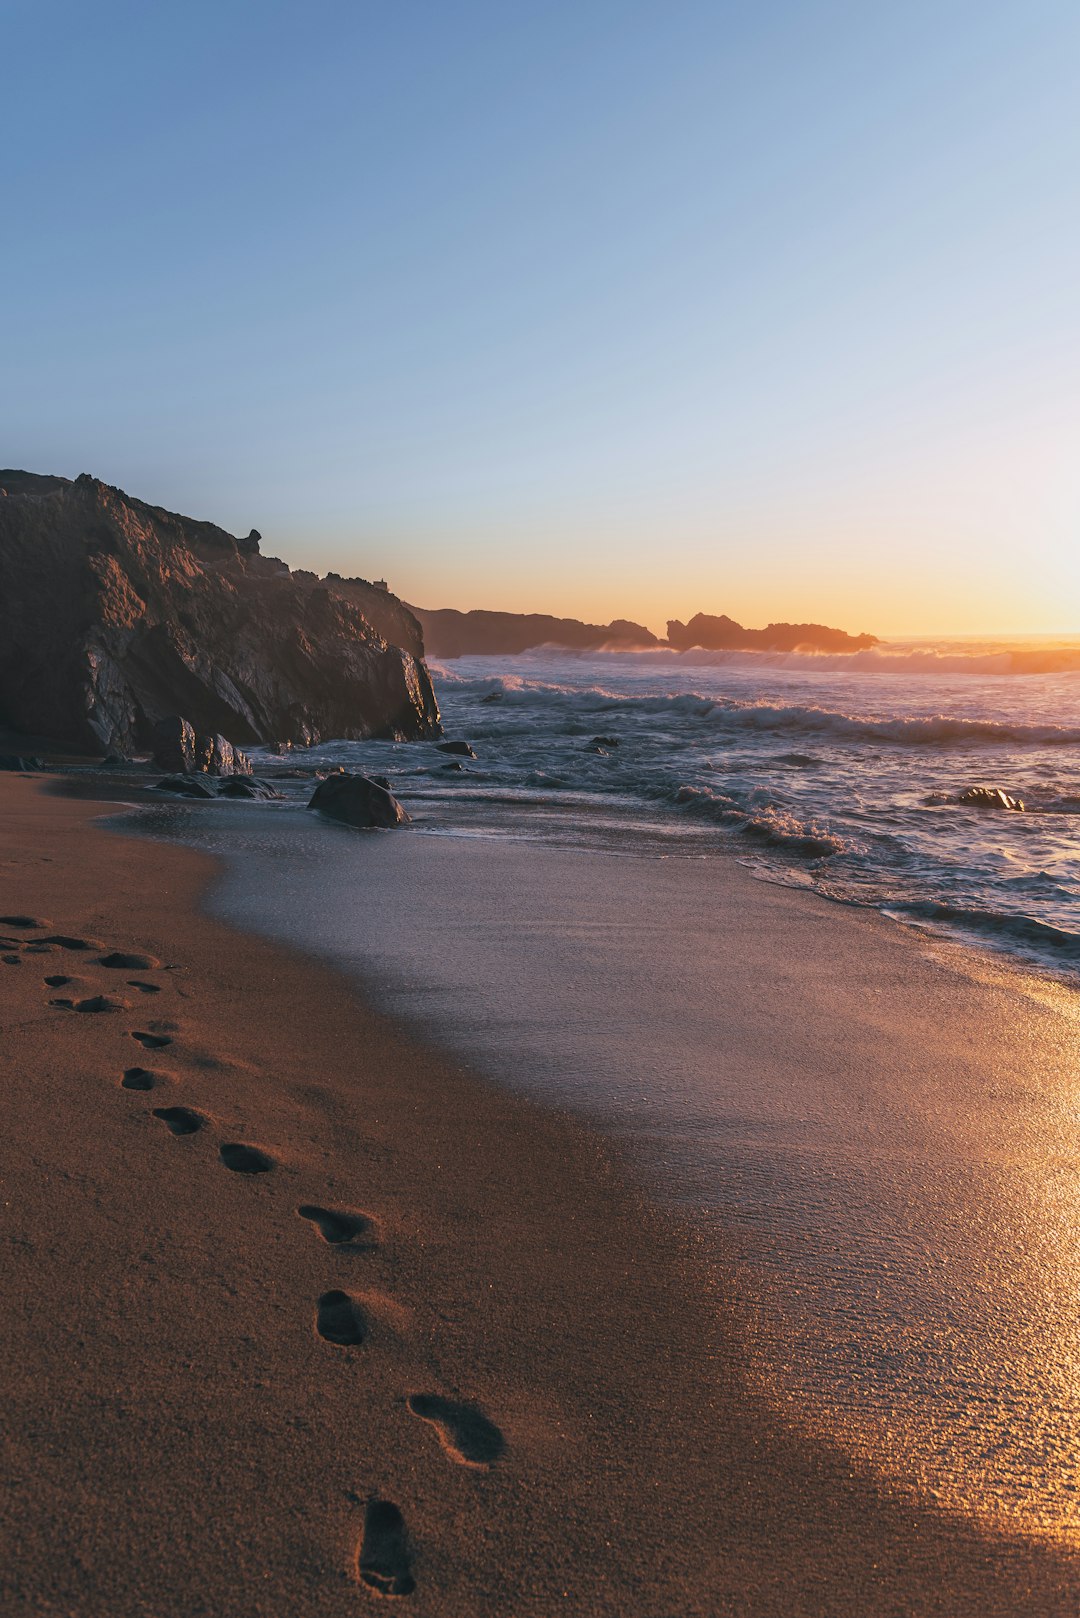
4, 1, 1078, 636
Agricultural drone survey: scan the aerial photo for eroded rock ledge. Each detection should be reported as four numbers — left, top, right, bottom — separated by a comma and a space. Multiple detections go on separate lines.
0, 471, 441, 754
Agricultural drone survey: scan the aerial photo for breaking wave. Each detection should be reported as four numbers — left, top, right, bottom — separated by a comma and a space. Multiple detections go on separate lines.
430, 668, 1080, 749
662, 783, 845, 858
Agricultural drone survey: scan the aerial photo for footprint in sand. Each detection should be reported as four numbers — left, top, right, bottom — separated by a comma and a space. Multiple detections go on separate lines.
131, 1030, 173, 1050
297, 1204, 377, 1248
50, 994, 128, 1013
152, 1106, 207, 1136
122, 1067, 161, 1091
3, 954, 21, 965
127, 980, 162, 994
315, 1290, 367, 1346
0, 915, 49, 929
219, 1142, 274, 1174
41, 935, 98, 952
44, 974, 75, 987
100, 950, 160, 971
356, 1499, 415, 1598
406, 1394, 505, 1468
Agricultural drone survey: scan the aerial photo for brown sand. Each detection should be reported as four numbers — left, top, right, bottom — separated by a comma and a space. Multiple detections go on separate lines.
1, 772, 1078, 1616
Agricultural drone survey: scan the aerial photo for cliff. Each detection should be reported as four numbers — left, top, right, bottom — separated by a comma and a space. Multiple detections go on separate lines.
410, 606, 659, 658
0, 471, 440, 753
667, 613, 878, 654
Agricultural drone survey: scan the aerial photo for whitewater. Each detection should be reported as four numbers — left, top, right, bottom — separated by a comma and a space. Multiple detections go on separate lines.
287, 642, 1080, 979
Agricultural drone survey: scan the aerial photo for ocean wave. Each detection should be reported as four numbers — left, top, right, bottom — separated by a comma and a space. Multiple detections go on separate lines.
631, 645, 1080, 676
891, 900, 1080, 962
711, 704, 1080, 747
432, 669, 1080, 749
665, 783, 845, 858
432, 643, 1080, 676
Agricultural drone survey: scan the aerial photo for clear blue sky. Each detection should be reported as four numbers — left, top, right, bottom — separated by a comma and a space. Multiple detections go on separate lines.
4, 0, 1078, 634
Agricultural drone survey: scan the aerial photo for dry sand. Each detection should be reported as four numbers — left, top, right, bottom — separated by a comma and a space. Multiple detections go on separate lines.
1, 772, 1078, 1616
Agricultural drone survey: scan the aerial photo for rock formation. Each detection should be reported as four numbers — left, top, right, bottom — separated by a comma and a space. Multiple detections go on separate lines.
958, 786, 1025, 812
0, 471, 441, 754
666, 613, 878, 654
308, 772, 410, 828
410, 606, 659, 657
150, 716, 252, 776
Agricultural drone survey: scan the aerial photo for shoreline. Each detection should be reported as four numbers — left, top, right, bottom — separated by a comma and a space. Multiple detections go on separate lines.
2, 774, 1079, 1615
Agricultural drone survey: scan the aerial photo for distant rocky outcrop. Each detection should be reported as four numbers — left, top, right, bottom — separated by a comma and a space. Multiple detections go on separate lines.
666, 614, 878, 654
0, 471, 441, 755
410, 606, 659, 658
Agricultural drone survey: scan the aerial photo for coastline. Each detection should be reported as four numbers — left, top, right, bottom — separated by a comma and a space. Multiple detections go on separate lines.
2, 774, 1079, 1615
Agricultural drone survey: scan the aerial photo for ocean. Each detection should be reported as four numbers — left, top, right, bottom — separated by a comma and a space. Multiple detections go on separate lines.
124, 641, 1080, 1544
302, 642, 1080, 979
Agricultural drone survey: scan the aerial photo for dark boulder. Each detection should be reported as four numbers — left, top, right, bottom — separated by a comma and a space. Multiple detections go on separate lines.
308, 772, 409, 829
480, 690, 504, 704
590, 736, 619, 748
958, 786, 1025, 812
217, 776, 283, 800
152, 775, 216, 798
437, 740, 476, 758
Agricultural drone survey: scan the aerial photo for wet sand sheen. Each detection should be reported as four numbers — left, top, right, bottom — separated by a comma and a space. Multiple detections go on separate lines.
159, 807, 1080, 1543
1, 773, 1078, 1615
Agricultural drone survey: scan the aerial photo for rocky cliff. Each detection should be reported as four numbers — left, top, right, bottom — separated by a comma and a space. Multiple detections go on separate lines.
666, 613, 878, 654
0, 471, 440, 753
410, 606, 659, 657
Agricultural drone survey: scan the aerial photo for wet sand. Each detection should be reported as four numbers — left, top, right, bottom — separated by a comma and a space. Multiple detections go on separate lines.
1, 773, 1078, 1615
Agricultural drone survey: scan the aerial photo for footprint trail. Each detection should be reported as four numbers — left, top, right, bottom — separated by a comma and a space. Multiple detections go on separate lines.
316, 1290, 367, 1346
356, 1499, 415, 1598
297, 1204, 376, 1247
152, 1106, 207, 1136
406, 1394, 505, 1468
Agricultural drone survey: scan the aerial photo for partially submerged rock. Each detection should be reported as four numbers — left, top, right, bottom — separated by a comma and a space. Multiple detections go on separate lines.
308, 772, 409, 829
217, 776, 283, 800
152, 775, 216, 798
958, 786, 1025, 812
437, 740, 476, 758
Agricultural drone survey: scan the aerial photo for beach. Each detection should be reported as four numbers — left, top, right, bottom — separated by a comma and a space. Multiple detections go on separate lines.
1, 771, 1079, 1615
